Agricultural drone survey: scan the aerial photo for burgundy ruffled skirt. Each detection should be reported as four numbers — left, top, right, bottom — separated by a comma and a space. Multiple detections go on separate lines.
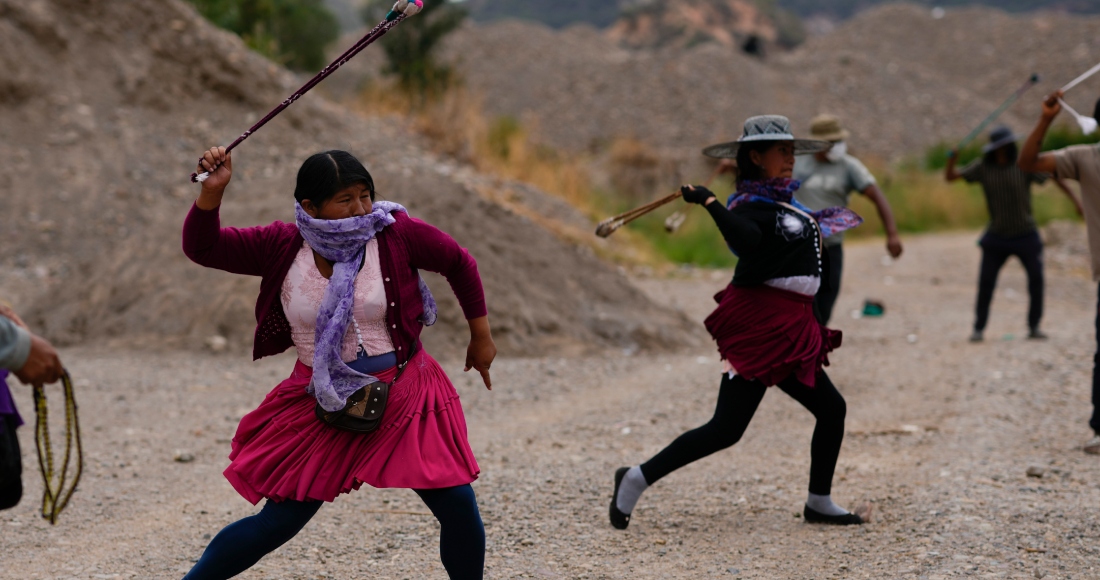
224, 349, 479, 504
704, 284, 841, 387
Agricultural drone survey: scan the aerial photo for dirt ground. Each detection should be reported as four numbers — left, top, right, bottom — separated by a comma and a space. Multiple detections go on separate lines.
3, 230, 1100, 580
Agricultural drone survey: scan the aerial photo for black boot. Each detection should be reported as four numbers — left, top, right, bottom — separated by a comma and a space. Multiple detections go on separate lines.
609, 467, 631, 530
803, 504, 863, 525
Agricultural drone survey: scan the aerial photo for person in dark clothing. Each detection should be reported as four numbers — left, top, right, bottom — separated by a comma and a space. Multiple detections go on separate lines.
945, 125, 1081, 342
608, 115, 868, 531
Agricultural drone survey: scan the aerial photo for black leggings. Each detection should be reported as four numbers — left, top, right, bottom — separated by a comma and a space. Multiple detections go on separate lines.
0, 415, 22, 511
640, 372, 846, 496
975, 231, 1043, 331
183, 484, 485, 580
814, 244, 844, 325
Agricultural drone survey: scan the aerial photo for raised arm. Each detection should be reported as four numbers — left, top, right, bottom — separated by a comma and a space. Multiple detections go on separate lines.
1019, 92, 1062, 174
944, 150, 963, 181
182, 147, 284, 277
680, 185, 762, 255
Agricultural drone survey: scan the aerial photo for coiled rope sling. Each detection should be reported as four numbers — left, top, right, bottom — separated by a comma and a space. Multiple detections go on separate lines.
191, 0, 424, 183
33, 370, 83, 524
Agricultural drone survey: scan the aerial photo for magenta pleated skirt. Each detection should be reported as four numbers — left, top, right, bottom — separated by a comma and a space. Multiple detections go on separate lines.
223, 349, 479, 505
704, 284, 842, 388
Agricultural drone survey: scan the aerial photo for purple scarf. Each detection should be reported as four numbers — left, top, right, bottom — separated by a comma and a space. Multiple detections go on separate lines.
295, 202, 438, 412
726, 177, 863, 239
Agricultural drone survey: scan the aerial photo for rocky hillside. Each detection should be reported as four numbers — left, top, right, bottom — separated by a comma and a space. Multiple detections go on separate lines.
437, 4, 1100, 165
608, 0, 804, 50
782, 0, 1100, 19
0, 0, 701, 357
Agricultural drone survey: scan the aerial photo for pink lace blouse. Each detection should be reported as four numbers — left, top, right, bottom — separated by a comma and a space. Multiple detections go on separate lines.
280, 239, 395, 365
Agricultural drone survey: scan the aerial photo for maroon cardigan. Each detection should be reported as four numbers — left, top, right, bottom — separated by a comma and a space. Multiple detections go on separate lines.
182, 203, 487, 364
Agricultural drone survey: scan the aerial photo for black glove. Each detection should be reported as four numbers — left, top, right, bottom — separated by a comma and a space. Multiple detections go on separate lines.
680, 185, 716, 205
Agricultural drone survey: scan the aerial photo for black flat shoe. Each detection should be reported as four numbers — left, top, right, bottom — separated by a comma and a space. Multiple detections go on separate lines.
803, 504, 863, 526
609, 467, 631, 530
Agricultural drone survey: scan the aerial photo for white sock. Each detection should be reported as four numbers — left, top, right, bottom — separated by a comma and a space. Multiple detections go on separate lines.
616, 466, 649, 514
806, 492, 849, 516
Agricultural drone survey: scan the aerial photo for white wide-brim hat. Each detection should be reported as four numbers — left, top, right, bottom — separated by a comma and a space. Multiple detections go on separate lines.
703, 115, 831, 159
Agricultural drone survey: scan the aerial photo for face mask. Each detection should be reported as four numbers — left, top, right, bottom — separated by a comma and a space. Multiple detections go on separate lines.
825, 141, 847, 162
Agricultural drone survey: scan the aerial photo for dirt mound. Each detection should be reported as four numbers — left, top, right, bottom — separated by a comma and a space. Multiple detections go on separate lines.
439, 4, 1100, 164
608, 0, 782, 50
0, 0, 701, 357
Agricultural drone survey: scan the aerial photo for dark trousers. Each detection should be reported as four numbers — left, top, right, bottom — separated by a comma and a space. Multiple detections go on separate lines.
0, 415, 21, 510
184, 484, 485, 580
1092, 284, 1100, 435
814, 244, 844, 325
974, 231, 1044, 332
640, 372, 847, 496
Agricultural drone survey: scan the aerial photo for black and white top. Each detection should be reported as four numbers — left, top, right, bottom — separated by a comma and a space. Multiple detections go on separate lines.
705, 200, 822, 295
960, 160, 1049, 238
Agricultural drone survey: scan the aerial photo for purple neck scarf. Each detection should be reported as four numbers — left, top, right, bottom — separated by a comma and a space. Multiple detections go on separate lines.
295, 202, 437, 412
726, 177, 863, 239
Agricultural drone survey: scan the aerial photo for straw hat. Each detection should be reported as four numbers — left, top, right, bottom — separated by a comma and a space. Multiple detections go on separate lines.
809, 114, 850, 142
703, 115, 831, 159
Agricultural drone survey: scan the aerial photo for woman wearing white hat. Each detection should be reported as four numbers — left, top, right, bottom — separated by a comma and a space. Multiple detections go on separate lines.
609, 115, 868, 530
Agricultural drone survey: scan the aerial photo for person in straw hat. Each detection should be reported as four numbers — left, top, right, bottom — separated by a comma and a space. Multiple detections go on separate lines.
608, 115, 869, 530
793, 114, 903, 324
945, 125, 1080, 344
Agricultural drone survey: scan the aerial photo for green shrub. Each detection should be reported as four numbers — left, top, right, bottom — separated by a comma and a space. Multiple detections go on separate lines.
188, 0, 340, 71
362, 0, 468, 97
925, 124, 1100, 170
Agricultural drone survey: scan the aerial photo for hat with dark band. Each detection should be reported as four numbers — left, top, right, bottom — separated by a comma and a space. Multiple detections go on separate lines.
982, 125, 1019, 154
703, 115, 831, 159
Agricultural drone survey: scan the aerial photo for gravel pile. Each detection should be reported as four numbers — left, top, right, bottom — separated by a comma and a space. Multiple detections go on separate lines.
0, 0, 700, 358
439, 4, 1100, 165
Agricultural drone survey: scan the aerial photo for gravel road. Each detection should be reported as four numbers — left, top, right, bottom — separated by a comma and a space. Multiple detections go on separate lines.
3, 229, 1100, 579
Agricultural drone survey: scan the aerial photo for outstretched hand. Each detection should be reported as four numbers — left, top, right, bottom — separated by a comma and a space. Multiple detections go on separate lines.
886, 235, 904, 259
464, 335, 496, 390
463, 316, 496, 390
680, 185, 717, 205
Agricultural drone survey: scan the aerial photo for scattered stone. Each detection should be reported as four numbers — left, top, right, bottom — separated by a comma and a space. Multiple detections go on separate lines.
173, 451, 195, 463
1026, 466, 1045, 478
205, 335, 228, 353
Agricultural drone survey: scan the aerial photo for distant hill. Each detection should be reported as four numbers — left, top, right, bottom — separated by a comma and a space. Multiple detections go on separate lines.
438, 3, 1100, 164
609, 0, 804, 49
462, 0, 1100, 27
779, 0, 1100, 19
325, 1, 1100, 32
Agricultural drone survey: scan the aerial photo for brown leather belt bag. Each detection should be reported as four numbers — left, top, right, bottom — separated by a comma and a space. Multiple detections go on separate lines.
315, 350, 412, 434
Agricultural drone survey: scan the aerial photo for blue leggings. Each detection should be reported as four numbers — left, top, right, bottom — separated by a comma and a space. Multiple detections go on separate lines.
183, 484, 484, 580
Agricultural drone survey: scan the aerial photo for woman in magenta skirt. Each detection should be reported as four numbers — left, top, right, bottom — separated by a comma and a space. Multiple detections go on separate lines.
181, 146, 496, 579
609, 115, 868, 530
